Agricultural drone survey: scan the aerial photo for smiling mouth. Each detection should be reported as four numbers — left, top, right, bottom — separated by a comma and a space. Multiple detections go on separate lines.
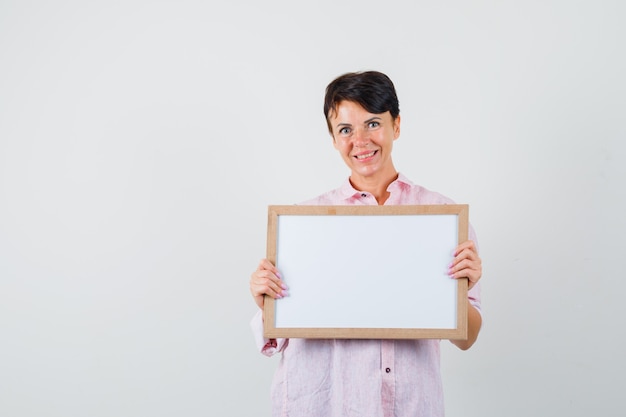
354, 150, 377, 160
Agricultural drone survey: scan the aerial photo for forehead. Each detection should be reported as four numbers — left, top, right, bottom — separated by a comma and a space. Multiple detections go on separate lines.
330, 100, 391, 122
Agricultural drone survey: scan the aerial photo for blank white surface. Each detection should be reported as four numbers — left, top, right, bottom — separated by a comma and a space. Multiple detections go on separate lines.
275, 214, 458, 329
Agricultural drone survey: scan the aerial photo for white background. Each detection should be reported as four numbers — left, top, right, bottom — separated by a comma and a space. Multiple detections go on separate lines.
0, 1, 624, 416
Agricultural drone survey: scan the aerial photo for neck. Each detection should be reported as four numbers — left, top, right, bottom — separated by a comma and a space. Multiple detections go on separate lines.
350, 168, 399, 205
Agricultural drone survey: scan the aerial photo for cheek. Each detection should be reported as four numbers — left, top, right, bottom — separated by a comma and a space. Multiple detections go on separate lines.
333, 141, 349, 154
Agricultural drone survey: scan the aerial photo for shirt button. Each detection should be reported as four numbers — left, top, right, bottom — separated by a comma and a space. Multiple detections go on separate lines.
385, 368, 391, 373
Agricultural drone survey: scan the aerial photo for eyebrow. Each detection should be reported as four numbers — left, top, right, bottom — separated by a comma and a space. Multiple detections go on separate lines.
364, 116, 382, 124
335, 117, 383, 129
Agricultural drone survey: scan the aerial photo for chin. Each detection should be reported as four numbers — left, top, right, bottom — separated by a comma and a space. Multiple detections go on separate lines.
353, 166, 380, 177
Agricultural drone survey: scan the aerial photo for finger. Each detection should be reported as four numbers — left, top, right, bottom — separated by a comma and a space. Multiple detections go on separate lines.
448, 262, 482, 290
450, 268, 480, 283
450, 244, 481, 272
453, 247, 478, 263
253, 258, 286, 284
448, 270, 481, 290
253, 268, 288, 290
251, 273, 287, 295
257, 258, 279, 275
251, 280, 287, 299
251, 278, 288, 300
448, 258, 475, 276
449, 256, 481, 275
454, 240, 477, 257
250, 268, 289, 298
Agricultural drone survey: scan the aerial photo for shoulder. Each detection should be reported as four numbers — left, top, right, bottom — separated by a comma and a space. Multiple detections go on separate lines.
299, 187, 346, 205
298, 179, 356, 205
395, 173, 456, 205
412, 185, 456, 205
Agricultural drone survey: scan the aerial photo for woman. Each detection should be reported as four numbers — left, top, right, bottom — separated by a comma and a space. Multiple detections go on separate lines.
250, 71, 482, 417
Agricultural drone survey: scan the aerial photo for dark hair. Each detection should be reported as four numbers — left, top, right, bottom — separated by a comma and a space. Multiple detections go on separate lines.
323, 71, 400, 133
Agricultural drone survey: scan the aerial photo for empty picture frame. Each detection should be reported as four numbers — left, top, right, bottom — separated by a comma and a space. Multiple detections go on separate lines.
263, 204, 469, 340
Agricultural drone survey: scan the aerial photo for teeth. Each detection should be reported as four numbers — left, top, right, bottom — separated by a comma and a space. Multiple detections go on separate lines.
355, 151, 376, 159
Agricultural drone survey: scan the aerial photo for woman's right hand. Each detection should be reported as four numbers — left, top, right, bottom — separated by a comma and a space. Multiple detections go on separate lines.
249, 258, 288, 310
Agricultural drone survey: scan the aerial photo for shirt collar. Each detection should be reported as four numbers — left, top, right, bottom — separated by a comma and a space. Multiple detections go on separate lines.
337, 172, 413, 200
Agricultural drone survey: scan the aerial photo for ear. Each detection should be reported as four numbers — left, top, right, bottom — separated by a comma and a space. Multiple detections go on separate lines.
393, 115, 401, 140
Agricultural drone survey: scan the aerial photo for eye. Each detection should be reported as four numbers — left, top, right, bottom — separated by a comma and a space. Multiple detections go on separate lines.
367, 121, 380, 129
338, 127, 352, 135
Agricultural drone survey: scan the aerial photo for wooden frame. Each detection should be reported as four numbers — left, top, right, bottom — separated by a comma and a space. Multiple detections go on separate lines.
263, 205, 469, 340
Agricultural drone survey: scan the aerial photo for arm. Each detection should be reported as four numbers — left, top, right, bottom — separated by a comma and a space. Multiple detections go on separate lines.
250, 258, 289, 311
451, 302, 482, 350
250, 309, 289, 356
249, 259, 290, 356
448, 240, 483, 350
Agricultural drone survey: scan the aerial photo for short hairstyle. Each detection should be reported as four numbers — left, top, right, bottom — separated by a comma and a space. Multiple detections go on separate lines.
323, 71, 400, 133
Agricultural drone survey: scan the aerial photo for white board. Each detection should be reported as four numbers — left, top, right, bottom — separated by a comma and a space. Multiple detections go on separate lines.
263, 205, 469, 339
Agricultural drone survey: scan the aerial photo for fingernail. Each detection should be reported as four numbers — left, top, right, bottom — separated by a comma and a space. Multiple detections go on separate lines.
276, 272, 282, 279
281, 290, 289, 297
281, 283, 288, 290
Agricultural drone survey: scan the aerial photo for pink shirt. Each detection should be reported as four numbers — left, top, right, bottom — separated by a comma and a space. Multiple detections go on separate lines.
251, 173, 482, 417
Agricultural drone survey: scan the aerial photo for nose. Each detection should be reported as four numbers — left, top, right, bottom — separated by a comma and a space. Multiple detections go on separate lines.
352, 127, 370, 147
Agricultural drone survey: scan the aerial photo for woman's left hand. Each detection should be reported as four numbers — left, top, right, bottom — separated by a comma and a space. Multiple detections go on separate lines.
448, 240, 482, 289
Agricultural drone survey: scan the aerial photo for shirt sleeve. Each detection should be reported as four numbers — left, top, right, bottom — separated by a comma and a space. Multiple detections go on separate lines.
467, 223, 482, 316
468, 282, 482, 316
250, 309, 289, 357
